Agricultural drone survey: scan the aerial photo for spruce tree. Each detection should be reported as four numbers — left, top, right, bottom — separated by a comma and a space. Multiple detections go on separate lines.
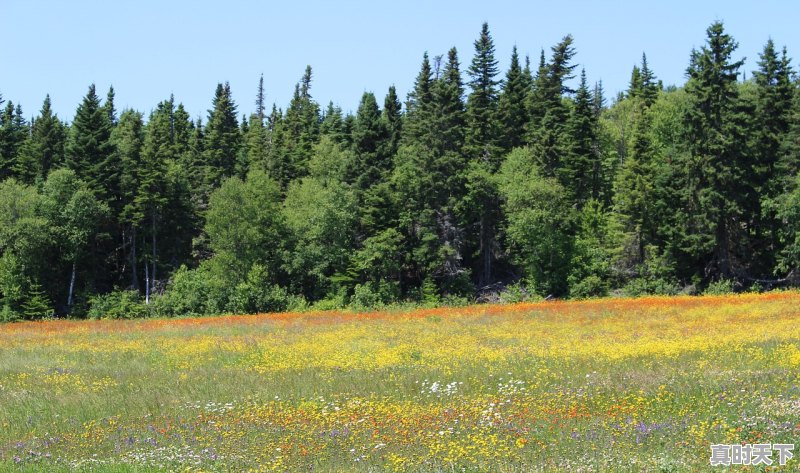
639, 53, 660, 106
528, 35, 577, 177
104, 86, 117, 125
403, 53, 434, 146
349, 91, 390, 195
561, 69, 601, 206
65, 84, 117, 204
273, 66, 321, 188
464, 22, 501, 164
0, 102, 29, 180
320, 102, 347, 144
628, 65, 643, 98
752, 40, 795, 273
383, 86, 403, 156
27, 95, 66, 178
202, 82, 241, 193
431, 47, 466, 157
681, 21, 749, 280
113, 109, 145, 290
498, 46, 530, 153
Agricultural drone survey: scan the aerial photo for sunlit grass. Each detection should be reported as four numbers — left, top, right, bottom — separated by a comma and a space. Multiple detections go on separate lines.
1, 292, 799, 471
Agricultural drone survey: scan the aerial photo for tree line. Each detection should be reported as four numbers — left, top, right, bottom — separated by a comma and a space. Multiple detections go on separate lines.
1, 21, 799, 320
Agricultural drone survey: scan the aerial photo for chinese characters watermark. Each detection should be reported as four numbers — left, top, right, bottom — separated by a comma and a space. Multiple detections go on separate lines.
710, 443, 794, 466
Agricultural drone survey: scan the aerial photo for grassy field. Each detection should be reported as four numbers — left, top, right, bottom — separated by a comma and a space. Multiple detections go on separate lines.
1, 293, 800, 471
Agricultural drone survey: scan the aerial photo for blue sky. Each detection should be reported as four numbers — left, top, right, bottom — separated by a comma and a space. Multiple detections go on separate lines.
3, 0, 799, 122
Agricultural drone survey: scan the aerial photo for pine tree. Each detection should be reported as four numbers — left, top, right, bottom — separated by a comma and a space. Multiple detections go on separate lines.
612, 101, 658, 268
593, 81, 606, 118
137, 100, 173, 301
255, 73, 266, 121
320, 102, 347, 144
21, 282, 54, 319
172, 102, 193, 157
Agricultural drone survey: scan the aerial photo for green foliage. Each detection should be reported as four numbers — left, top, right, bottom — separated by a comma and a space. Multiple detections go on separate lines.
65, 84, 116, 203
498, 148, 574, 296
703, 279, 735, 295
420, 276, 439, 306
205, 170, 286, 280
88, 290, 148, 320
2, 21, 800, 322
349, 280, 400, 311
203, 82, 241, 192
622, 245, 680, 296
568, 201, 614, 298
228, 264, 296, 314
497, 282, 535, 304
154, 261, 230, 317
282, 176, 357, 299
465, 22, 501, 164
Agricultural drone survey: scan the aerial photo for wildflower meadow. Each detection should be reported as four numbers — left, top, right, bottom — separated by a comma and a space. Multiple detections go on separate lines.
2, 292, 800, 471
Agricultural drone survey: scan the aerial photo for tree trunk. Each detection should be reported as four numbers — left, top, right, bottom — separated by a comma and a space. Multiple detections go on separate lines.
151, 212, 157, 298
479, 212, 492, 287
131, 227, 139, 291
67, 260, 76, 308
144, 257, 150, 305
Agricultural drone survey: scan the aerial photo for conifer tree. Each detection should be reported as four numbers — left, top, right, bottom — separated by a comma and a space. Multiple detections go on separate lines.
752, 40, 795, 273
529, 36, 577, 177
319, 102, 343, 142
562, 69, 601, 206
403, 53, 434, 145
498, 46, 530, 153
680, 21, 749, 279
202, 82, 240, 193
272, 66, 321, 188
104, 86, 117, 125
66, 84, 117, 204
464, 22, 501, 164
349, 92, 390, 194
431, 47, 466, 157
639, 53, 660, 106
0, 102, 28, 179
383, 86, 403, 156
29, 95, 66, 177
113, 109, 145, 290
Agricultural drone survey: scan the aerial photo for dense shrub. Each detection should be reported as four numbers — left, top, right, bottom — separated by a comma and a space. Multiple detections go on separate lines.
88, 290, 149, 319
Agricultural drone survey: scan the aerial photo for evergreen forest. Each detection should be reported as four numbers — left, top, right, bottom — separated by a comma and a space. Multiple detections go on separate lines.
1, 21, 799, 320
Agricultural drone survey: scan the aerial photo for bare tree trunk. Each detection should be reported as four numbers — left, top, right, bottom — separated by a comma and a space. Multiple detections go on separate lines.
151, 213, 157, 297
67, 260, 76, 307
131, 227, 139, 291
479, 213, 492, 287
144, 258, 150, 305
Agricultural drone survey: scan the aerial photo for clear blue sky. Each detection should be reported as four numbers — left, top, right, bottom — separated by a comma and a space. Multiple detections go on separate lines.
3, 0, 799, 122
